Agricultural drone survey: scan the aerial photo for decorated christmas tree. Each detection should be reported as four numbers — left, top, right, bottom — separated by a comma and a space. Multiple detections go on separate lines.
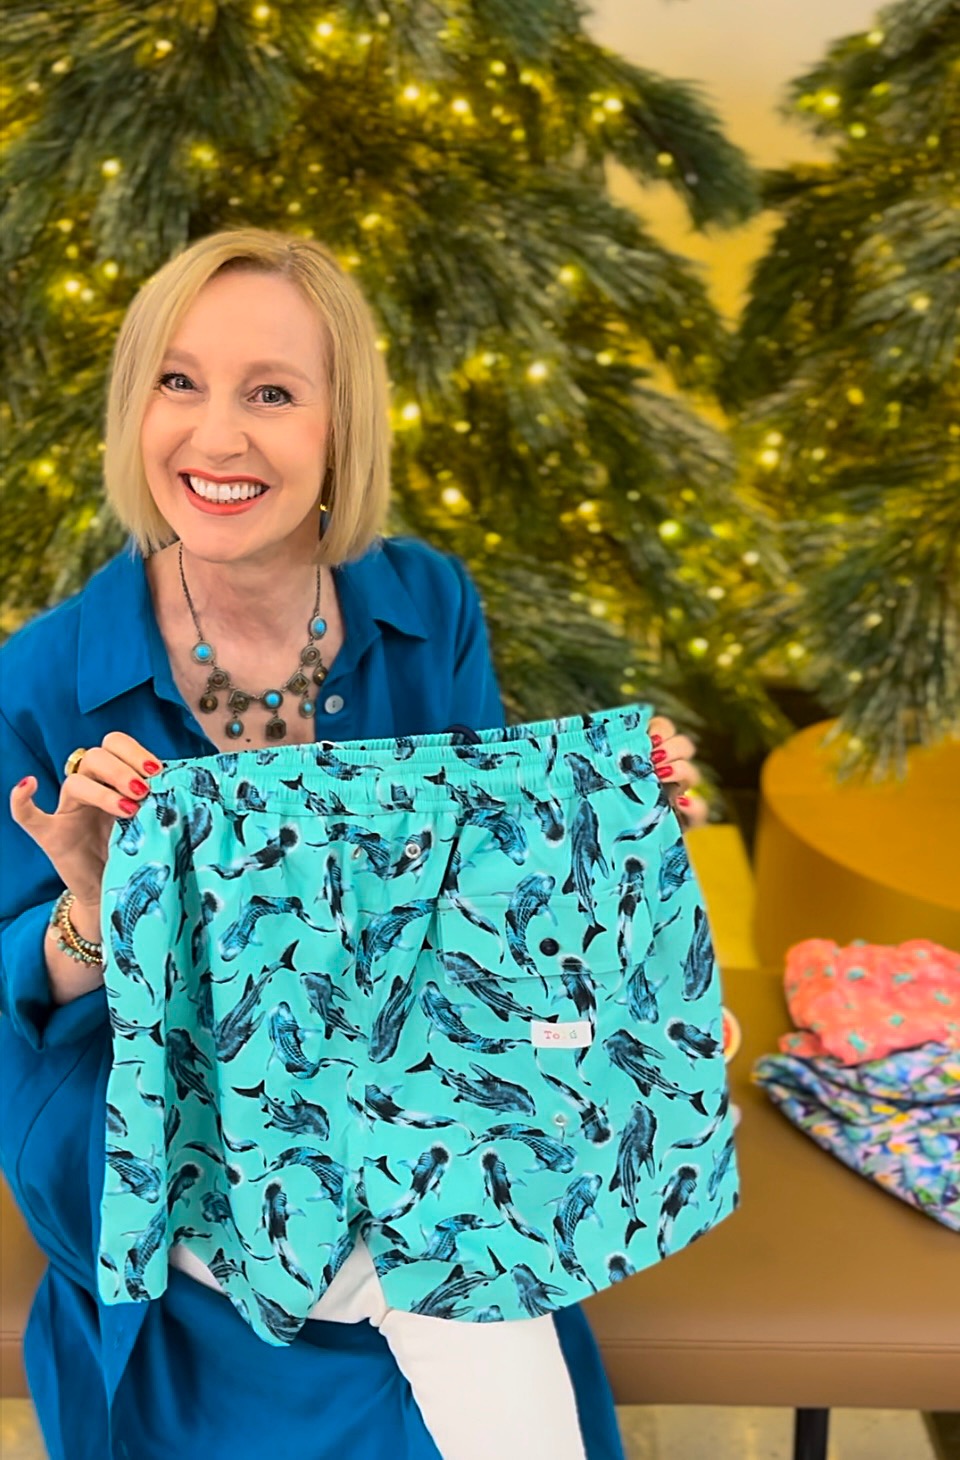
1, 0, 769, 769
4, 0, 952, 786
723, 0, 960, 779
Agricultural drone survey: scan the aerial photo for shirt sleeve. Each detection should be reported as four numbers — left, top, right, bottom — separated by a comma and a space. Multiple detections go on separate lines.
0, 707, 109, 1049
446, 556, 507, 732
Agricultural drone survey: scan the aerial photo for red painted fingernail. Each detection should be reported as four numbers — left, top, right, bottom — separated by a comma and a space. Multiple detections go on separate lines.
677, 796, 691, 806
129, 779, 149, 797
118, 798, 139, 815
651, 749, 667, 763
656, 764, 674, 778
143, 761, 161, 775
18, 777, 30, 788
650, 735, 662, 747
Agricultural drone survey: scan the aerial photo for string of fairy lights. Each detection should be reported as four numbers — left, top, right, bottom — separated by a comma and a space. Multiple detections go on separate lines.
9, 7, 937, 735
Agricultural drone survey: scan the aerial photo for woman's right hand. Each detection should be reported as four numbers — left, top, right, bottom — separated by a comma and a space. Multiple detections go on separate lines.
8, 733, 163, 909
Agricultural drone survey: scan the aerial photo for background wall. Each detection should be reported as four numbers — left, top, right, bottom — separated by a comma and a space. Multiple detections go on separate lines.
588, 0, 883, 321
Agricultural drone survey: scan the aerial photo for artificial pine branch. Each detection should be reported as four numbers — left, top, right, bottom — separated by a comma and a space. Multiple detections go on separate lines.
722, 0, 960, 778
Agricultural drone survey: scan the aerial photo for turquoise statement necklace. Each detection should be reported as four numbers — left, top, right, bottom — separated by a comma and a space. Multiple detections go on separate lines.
178, 541, 328, 741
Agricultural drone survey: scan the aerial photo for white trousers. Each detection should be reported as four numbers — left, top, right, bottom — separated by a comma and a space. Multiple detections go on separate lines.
171, 1236, 587, 1460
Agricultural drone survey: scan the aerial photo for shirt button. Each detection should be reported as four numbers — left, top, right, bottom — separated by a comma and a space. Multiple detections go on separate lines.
324, 694, 344, 714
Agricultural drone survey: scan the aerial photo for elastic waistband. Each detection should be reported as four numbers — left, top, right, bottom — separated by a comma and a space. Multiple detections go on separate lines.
156, 701, 656, 810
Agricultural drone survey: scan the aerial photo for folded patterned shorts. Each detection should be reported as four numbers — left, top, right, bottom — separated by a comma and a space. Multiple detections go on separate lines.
752, 1043, 960, 1230
97, 703, 739, 1345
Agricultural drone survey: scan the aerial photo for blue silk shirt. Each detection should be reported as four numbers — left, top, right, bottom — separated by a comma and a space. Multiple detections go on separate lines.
0, 534, 625, 1460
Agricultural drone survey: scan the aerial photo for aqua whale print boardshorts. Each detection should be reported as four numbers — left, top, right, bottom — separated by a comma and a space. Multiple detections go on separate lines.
96, 703, 739, 1345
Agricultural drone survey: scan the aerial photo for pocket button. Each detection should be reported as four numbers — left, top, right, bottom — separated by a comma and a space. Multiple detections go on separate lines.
539, 937, 560, 956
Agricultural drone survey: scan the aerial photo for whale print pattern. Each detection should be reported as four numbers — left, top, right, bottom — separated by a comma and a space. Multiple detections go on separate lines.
97, 702, 739, 1346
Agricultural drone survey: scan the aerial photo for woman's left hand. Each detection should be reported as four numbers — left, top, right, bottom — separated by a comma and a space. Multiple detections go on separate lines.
647, 715, 707, 831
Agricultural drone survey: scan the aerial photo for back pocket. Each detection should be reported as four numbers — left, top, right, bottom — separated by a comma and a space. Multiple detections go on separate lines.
429, 884, 649, 1053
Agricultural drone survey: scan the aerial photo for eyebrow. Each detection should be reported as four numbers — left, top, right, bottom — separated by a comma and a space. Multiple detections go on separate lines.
161, 347, 314, 386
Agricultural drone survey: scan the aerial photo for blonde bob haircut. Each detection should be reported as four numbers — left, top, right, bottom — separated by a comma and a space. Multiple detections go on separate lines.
103, 227, 392, 565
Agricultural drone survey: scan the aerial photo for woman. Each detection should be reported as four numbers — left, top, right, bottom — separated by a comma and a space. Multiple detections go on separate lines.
1, 227, 703, 1459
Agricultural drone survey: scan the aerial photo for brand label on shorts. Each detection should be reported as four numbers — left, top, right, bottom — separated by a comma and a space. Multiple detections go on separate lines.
530, 1020, 593, 1048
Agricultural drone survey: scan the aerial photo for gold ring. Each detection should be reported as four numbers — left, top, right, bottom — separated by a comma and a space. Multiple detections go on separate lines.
63, 747, 89, 778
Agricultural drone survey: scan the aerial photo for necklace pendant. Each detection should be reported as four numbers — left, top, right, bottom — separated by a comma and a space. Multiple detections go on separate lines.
178, 542, 319, 752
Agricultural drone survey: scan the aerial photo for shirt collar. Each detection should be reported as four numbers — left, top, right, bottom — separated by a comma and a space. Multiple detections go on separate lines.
77, 536, 429, 714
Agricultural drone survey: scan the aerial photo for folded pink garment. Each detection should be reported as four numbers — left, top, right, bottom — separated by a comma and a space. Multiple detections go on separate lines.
779, 938, 960, 1065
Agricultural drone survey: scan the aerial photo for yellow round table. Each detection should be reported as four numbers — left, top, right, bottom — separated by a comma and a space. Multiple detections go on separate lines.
752, 719, 960, 967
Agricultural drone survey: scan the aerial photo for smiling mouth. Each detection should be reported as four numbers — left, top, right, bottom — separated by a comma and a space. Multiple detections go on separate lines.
181, 473, 270, 504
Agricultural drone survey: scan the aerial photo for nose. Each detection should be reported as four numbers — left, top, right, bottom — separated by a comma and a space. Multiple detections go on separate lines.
187, 395, 250, 457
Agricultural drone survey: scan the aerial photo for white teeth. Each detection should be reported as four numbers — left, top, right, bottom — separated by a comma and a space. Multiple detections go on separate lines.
186, 474, 267, 503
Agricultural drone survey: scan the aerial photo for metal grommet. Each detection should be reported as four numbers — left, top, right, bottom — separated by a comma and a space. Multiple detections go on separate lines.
553, 1112, 569, 1129
352, 847, 363, 860
403, 841, 419, 859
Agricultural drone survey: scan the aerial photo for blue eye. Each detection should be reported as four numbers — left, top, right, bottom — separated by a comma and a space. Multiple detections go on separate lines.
257, 384, 293, 406
157, 372, 293, 405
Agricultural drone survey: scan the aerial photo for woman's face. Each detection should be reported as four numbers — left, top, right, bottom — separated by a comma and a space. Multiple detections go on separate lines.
141, 269, 332, 565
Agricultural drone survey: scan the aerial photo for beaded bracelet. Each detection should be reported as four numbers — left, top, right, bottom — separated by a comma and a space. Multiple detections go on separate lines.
50, 889, 104, 966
